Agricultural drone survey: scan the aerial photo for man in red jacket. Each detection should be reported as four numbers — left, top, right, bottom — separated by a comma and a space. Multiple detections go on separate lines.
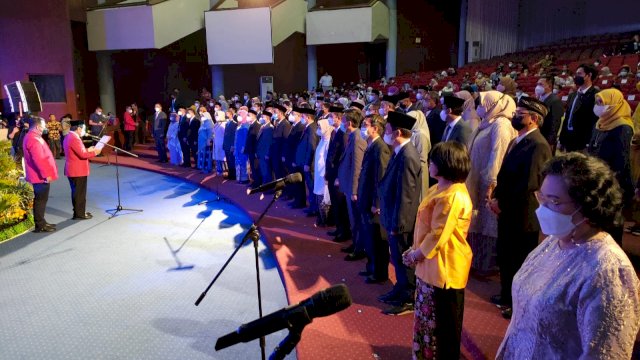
63, 120, 101, 220
23, 116, 59, 232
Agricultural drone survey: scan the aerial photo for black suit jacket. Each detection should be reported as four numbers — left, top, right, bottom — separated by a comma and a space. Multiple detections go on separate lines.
357, 137, 391, 214
285, 122, 305, 164
178, 115, 189, 142
588, 124, 634, 202
295, 122, 319, 167
325, 128, 348, 182
559, 87, 598, 151
244, 121, 261, 156
269, 118, 292, 160
187, 118, 200, 146
256, 124, 274, 159
222, 120, 238, 152
426, 106, 446, 146
540, 93, 564, 147
379, 142, 422, 233
153, 111, 167, 138
493, 129, 551, 232
444, 119, 472, 146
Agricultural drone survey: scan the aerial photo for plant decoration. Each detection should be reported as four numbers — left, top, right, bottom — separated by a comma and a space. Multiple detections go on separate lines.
0, 140, 34, 238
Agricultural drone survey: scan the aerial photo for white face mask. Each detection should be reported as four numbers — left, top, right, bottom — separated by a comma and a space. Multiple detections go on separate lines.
288, 114, 296, 122
378, 108, 386, 117
383, 133, 393, 145
80, 125, 86, 137
535, 205, 583, 237
96, 111, 102, 116
187, 114, 193, 119
328, 117, 335, 127
360, 128, 369, 140
593, 104, 610, 117
439, 109, 448, 122
155, 107, 161, 112
552, 88, 560, 94
177, 111, 183, 116
534, 85, 545, 96
367, 95, 375, 102
128, 109, 133, 114
416, 93, 424, 100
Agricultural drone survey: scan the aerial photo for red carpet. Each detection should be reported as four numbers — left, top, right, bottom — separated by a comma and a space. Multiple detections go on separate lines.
89, 144, 519, 359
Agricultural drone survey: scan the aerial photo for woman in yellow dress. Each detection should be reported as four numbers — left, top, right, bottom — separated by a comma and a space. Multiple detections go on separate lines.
403, 141, 473, 360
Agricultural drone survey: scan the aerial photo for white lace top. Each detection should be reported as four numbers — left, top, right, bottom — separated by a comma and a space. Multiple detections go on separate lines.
496, 235, 640, 360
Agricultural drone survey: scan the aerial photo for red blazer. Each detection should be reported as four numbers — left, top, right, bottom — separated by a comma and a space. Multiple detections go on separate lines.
23, 130, 58, 184
124, 112, 136, 131
63, 131, 96, 177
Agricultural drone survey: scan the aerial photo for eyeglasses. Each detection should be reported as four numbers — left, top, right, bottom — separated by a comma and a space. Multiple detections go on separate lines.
534, 191, 573, 208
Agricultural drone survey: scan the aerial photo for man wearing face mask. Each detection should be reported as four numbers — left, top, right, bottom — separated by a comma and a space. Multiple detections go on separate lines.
64, 120, 102, 220
23, 116, 59, 232
424, 91, 445, 149
186, 108, 201, 167
377, 111, 421, 314
357, 114, 391, 284
256, 111, 274, 185
396, 92, 418, 115
535, 76, 564, 154
177, 108, 190, 168
414, 86, 430, 113
243, 91, 252, 107
293, 106, 319, 216
558, 64, 599, 152
440, 96, 472, 146
285, 106, 306, 205
244, 110, 262, 186
152, 103, 168, 163
325, 106, 350, 240
365, 89, 380, 106
378, 94, 397, 119
89, 106, 106, 139
222, 107, 238, 179
488, 97, 551, 318
270, 104, 291, 183
123, 106, 137, 152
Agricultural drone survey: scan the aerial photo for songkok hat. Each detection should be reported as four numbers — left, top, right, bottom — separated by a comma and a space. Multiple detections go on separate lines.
382, 94, 398, 104
293, 107, 315, 115
517, 96, 548, 118
397, 92, 410, 101
262, 111, 273, 118
329, 105, 344, 113
69, 119, 85, 127
273, 104, 287, 113
418, 85, 430, 91
441, 96, 466, 109
248, 109, 258, 116
386, 111, 416, 131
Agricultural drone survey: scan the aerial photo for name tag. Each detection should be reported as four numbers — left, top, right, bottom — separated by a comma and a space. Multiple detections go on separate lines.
629, 95, 636, 101
602, 80, 608, 84
562, 96, 568, 101
621, 78, 628, 84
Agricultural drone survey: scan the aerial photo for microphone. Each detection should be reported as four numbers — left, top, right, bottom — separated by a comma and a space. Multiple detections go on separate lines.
215, 284, 352, 351
246, 172, 303, 195
87, 134, 102, 140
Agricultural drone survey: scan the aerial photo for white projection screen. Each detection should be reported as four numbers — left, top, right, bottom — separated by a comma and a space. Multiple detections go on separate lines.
205, 8, 274, 65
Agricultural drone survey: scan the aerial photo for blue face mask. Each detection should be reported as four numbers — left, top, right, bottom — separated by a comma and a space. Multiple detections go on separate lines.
301, 116, 307, 125
339, 123, 346, 132
259, 118, 266, 125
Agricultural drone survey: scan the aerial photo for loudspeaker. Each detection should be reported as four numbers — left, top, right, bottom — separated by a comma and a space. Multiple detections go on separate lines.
3, 81, 42, 114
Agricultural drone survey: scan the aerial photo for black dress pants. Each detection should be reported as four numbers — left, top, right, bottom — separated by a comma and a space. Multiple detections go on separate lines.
32, 182, 51, 229
68, 176, 88, 217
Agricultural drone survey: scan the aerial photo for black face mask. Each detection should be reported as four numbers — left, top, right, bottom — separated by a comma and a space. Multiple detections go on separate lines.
511, 115, 526, 131
574, 75, 585, 86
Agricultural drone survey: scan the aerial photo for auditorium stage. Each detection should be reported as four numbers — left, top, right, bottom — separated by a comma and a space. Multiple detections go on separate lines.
0, 161, 293, 359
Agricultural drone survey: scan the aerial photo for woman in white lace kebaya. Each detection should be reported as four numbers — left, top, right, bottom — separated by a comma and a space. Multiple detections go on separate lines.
497, 153, 640, 359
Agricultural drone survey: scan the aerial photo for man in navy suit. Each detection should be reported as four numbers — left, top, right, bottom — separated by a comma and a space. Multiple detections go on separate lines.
152, 103, 168, 163
440, 95, 472, 146
293, 106, 319, 215
489, 97, 552, 319
378, 111, 422, 315
177, 108, 190, 167
256, 111, 274, 185
244, 110, 262, 186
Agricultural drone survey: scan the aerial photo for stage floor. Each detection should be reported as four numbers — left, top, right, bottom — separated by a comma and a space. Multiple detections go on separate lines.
0, 161, 293, 360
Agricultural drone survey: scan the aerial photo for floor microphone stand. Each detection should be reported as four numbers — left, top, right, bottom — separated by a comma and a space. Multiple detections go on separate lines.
195, 188, 284, 360
92, 136, 143, 219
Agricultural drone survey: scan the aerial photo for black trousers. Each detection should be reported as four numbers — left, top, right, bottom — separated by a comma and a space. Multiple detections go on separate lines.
124, 130, 134, 151
189, 140, 198, 167
497, 218, 539, 306
361, 212, 389, 279
224, 149, 236, 179
248, 153, 261, 186
388, 231, 416, 302
48, 138, 61, 159
271, 152, 287, 180
328, 182, 348, 231
154, 136, 167, 162
68, 176, 88, 218
32, 182, 50, 229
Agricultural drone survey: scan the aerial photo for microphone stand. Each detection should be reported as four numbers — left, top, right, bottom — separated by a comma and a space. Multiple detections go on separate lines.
268, 324, 305, 360
195, 188, 284, 360
90, 136, 143, 219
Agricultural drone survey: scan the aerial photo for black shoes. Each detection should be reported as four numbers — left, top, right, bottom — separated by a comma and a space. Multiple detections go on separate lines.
33, 224, 56, 233
344, 251, 366, 261
364, 275, 387, 284
332, 234, 351, 242
490, 294, 508, 307
382, 302, 414, 316
358, 270, 371, 277
340, 244, 355, 253
73, 212, 93, 220
327, 229, 339, 237
501, 307, 513, 319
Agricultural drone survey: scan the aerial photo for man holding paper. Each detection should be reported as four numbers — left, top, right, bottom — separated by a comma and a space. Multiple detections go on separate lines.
63, 120, 101, 220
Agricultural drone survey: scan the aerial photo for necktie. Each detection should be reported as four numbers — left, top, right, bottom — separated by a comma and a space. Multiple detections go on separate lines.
567, 92, 582, 131
442, 124, 452, 142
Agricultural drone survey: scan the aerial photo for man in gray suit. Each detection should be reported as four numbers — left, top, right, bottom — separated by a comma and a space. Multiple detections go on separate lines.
337, 109, 367, 260
440, 96, 472, 147
152, 103, 168, 163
